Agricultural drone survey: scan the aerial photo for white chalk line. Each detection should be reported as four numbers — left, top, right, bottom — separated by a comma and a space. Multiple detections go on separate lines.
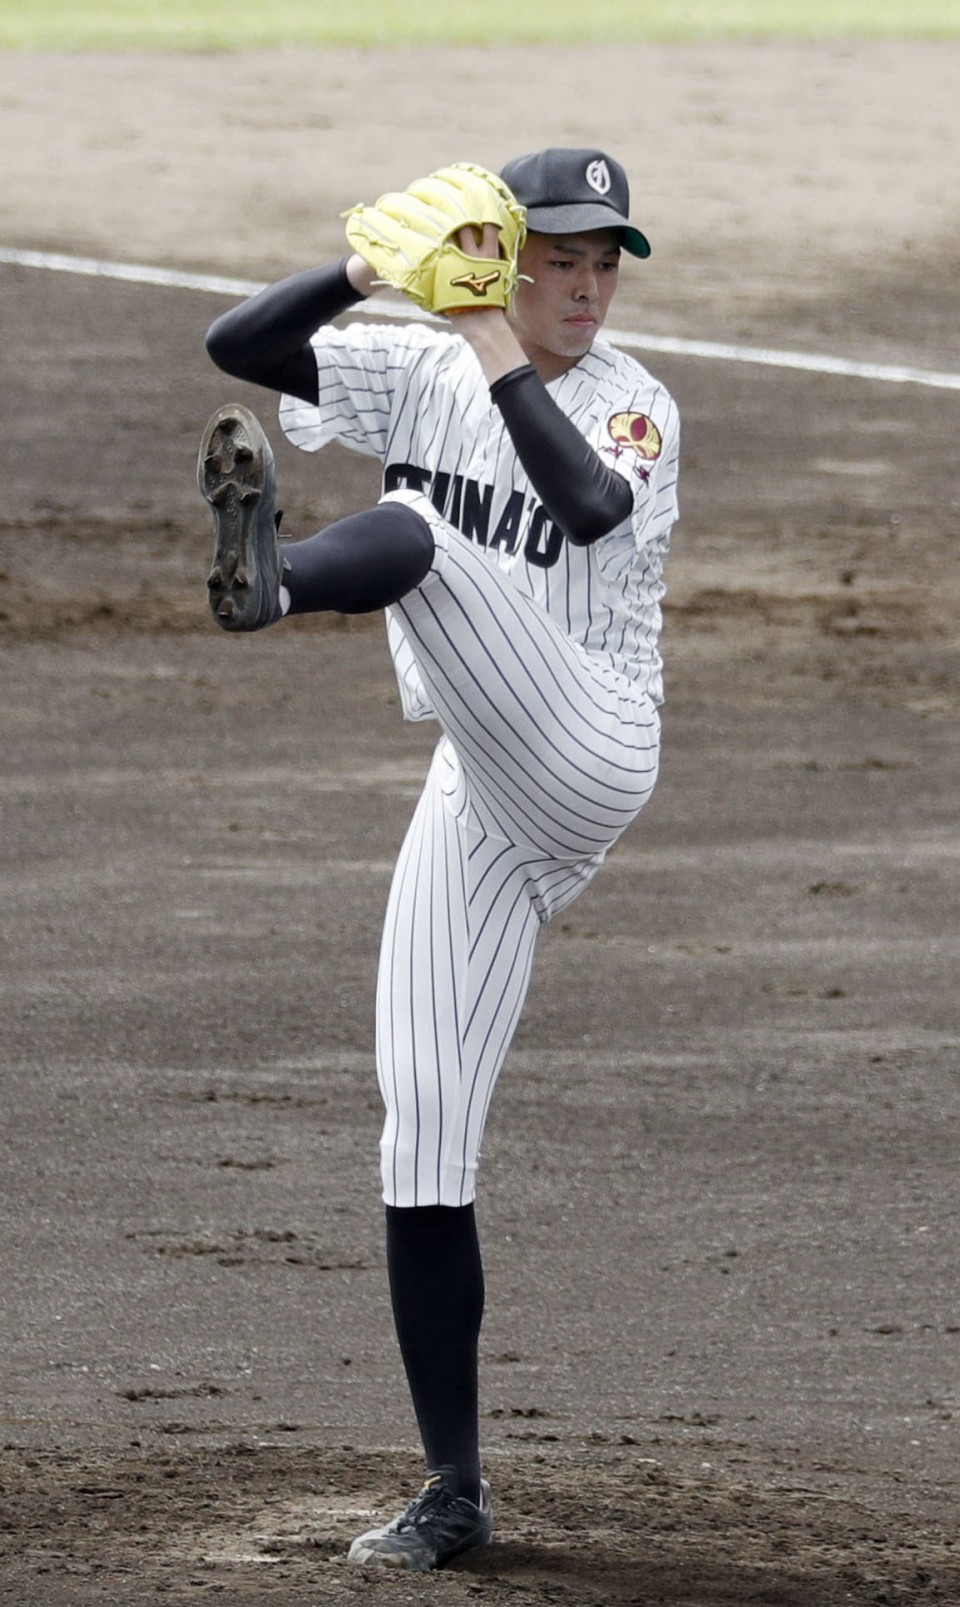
3, 244, 959, 393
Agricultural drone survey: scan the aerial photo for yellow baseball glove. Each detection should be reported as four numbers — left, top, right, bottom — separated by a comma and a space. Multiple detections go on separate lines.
343, 162, 527, 314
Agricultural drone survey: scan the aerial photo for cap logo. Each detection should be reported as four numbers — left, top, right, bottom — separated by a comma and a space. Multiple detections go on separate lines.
585, 159, 612, 196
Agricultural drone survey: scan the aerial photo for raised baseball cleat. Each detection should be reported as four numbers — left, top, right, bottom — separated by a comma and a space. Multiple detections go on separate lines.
198, 403, 286, 630
347, 1466, 493, 1572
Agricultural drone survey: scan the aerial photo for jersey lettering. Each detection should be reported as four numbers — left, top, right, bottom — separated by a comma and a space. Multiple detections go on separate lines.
523, 505, 564, 569
384, 463, 430, 496
384, 462, 566, 569
428, 470, 452, 517
460, 479, 494, 547
489, 490, 525, 554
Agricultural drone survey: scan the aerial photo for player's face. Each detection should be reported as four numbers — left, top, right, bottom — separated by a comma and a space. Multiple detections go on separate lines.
508, 229, 622, 380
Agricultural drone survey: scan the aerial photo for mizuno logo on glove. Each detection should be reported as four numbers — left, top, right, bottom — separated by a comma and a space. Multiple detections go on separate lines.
449, 269, 502, 298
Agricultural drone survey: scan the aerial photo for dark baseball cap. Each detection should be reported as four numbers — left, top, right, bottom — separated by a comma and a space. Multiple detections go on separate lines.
500, 148, 651, 259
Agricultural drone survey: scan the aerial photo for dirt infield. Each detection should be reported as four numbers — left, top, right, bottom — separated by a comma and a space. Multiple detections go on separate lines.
2, 40, 959, 1606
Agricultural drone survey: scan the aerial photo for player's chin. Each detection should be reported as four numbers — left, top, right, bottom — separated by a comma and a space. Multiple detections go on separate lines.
561, 319, 599, 353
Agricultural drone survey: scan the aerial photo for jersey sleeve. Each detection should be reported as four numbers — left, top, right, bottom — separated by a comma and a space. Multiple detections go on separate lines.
623, 390, 680, 556
278, 320, 443, 459
592, 380, 679, 555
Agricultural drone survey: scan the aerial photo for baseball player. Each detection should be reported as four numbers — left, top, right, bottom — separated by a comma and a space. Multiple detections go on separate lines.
199, 148, 679, 1571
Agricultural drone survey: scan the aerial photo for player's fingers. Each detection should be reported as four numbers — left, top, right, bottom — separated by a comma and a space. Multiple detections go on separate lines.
456, 223, 502, 258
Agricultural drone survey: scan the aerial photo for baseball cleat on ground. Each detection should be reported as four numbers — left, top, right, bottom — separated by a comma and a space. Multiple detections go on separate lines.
347, 1467, 493, 1571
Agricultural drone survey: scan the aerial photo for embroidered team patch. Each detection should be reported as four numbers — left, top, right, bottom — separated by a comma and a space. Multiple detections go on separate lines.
607, 411, 662, 462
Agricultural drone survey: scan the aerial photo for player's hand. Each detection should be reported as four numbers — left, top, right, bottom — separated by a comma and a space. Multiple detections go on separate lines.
345, 253, 384, 298
458, 223, 502, 260
444, 224, 510, 335
447, 237, 528, 382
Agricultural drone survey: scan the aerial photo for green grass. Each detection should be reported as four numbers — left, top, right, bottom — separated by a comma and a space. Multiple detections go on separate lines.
0, 0, 958, 48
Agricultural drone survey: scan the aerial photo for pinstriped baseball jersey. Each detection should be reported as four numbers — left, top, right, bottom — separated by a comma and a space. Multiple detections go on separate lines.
278, 317, 677, 1206
278, 321, 679, 719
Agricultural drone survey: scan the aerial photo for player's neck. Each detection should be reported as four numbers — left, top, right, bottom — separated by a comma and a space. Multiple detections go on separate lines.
526, 349, 587, 383
511, 329, 595, 383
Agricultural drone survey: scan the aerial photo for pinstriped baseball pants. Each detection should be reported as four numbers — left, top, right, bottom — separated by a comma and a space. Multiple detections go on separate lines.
375, 491, 661, 1207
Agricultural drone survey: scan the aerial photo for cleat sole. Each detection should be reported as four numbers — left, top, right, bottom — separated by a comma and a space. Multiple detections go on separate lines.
197, 404, 281, 632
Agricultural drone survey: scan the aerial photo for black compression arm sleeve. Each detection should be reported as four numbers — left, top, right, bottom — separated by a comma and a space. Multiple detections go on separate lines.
489, 365, 633, 546
204, 257, 365, 405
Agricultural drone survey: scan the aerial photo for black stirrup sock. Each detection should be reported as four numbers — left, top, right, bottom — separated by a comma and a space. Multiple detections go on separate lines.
384, 1203, 484, 1506
283, 500, 434, 615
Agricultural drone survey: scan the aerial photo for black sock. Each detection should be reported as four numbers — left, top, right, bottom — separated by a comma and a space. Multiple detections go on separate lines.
384, 1203, 484, 1506
283, 501, 434, 615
